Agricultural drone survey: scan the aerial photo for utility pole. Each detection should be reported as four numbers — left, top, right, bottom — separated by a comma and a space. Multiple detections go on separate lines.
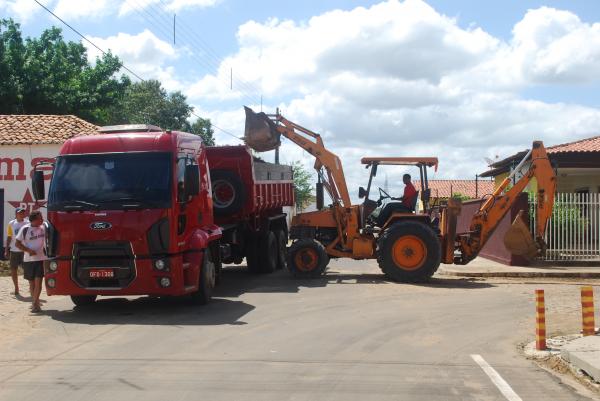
173, 14, 176, 45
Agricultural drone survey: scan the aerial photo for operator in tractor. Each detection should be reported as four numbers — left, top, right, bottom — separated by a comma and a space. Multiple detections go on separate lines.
398, 174, 417, 212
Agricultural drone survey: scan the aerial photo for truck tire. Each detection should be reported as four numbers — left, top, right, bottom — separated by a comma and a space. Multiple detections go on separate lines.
274, 229, 287, 270
71, 295, 97, 306
190, 250, 216, 305
211, 169, 245, 216
259, 230, 278, 273
245, 232, 261, 273
287, 239, 328, 278
377, 220, 441, 283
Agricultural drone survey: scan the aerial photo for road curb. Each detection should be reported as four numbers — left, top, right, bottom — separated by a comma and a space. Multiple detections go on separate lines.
438, 269, 600, 279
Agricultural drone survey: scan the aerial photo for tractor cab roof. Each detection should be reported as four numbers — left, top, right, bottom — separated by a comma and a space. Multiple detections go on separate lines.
360, 157, 438, 171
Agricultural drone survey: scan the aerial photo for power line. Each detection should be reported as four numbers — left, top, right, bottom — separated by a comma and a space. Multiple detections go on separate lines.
32, 0, 145, 82
32, 0, 242, 142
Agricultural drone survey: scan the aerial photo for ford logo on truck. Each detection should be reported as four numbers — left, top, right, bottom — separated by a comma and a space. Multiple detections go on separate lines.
90, 222, 112, 230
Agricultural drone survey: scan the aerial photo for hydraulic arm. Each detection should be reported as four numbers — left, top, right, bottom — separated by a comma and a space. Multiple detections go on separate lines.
443, 141, 556, 264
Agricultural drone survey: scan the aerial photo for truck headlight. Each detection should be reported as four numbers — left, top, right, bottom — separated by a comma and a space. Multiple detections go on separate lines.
154, 259, 166, 270
47, 278, 56, 288
49, 261, 58, 272
159, 277, 171, 288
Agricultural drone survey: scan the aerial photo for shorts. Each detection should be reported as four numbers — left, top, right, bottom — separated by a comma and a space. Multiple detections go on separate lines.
23, 261, 44, 281
9, 251, 24, 270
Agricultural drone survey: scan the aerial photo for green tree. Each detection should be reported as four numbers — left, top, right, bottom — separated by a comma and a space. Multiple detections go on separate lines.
190, 117, 215, 146
292, 161, 313, 210
111, 80, 215, 145
0, 19, 130, 123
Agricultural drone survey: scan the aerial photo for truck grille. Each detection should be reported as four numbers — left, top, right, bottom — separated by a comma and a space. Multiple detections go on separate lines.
72, 242, 136, 289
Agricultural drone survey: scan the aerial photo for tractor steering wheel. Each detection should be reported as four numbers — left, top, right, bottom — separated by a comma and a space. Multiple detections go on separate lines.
377, 187, 392, 206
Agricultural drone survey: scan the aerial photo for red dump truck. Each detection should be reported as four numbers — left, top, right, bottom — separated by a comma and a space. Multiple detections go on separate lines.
31, 124, 294, 306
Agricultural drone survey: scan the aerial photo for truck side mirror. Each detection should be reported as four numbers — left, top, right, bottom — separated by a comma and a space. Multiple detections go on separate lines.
316, 182, 324, 210
358, 186, 367, 199
32, 170, 45, 200
184, 164, 200, 198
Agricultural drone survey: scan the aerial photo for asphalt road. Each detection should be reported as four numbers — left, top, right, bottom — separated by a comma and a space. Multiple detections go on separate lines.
0, 259, 595, 401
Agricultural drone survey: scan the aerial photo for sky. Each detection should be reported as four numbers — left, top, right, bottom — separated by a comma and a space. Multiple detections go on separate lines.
3, 0, 600, 197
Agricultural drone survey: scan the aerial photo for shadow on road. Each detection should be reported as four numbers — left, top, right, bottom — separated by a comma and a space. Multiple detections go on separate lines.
43, 263, 493, 326
44, 296, 254, 326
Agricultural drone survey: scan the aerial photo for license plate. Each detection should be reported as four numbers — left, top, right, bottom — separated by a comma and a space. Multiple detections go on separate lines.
89, 269, 115, 278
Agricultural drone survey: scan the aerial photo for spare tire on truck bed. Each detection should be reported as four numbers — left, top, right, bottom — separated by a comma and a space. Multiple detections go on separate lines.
211, 169, 246, 216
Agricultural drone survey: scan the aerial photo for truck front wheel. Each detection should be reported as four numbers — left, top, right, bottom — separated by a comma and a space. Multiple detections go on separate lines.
71, 295, 97, 307
191, 250, 216, 305
287, 239, 328, 278
377, 221, 441, 283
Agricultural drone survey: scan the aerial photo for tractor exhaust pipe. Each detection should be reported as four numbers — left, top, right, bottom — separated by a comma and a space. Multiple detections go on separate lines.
243, 106, 281, 152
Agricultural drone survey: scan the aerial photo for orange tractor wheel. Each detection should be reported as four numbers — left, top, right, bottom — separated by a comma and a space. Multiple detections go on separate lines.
377, 220, 441, 282
287, 239, 329, 278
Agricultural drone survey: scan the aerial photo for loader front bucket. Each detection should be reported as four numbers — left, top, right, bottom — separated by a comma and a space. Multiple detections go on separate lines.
243, 106, 281, 152
503, 210, 538, 260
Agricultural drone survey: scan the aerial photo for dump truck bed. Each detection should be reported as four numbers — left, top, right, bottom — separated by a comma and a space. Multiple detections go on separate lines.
206, 146, 294, 224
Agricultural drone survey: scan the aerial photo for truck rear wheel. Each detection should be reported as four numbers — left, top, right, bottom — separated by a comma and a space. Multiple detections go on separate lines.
259, 231, 278, 273
274, 229, 287, 270
377, 220, 441, 283
190, 250, 216, 305
287, 239, 328, 278
245, 232, 261, 273
71, 295, 97, 306
211, 169, 245, 216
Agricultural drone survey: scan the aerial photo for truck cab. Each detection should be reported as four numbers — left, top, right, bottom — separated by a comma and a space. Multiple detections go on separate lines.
33, 125, 222, 306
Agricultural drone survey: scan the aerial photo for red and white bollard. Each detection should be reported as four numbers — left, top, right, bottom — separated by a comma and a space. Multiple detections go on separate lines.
581, 286, 595, 336
535, 289, 546, 350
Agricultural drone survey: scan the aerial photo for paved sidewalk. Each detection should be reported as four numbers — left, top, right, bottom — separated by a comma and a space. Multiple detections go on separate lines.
562, 336, 600, 383
438, 257, 600, 278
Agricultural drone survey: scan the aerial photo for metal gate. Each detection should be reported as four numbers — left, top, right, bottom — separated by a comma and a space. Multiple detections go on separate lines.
530, 193, 600, 262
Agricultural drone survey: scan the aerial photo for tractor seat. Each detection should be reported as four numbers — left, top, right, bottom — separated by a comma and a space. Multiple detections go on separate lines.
376, 192, 419, 227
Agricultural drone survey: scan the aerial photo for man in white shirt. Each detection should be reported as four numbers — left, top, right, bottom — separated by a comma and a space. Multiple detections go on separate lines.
15, 211, 47, 313
4, 208, 28, 296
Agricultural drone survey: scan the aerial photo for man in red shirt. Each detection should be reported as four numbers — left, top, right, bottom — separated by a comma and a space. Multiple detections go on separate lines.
400, 174, 417, 210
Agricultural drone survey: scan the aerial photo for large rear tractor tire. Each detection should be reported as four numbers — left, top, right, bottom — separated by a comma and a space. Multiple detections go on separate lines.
377, 221, 441, 283
190, 250, 216, 305
287, 239, 328, 278
274, 229, 288, 270
71, 295, 97, 307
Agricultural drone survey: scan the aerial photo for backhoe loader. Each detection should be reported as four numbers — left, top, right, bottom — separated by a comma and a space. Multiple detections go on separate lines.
244, 107, 556, 282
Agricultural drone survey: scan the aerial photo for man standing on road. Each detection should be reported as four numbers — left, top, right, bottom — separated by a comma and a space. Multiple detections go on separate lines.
15, 211, 46, 313
4, 208, 28, 296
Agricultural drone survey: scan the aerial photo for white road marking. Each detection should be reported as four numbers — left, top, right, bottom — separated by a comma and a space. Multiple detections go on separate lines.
471, 354, 523, 401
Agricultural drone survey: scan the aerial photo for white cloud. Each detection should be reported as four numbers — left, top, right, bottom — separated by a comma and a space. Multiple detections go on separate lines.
119, 0, 220, 16
85, 29, 184, 91
1, 0, 44, 23
53, 0, 116, 20
185, 0, 600, 195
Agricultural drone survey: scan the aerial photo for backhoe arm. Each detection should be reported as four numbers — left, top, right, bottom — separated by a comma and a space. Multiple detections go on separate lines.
454, 141, 556, 264
244, 107, 352, 208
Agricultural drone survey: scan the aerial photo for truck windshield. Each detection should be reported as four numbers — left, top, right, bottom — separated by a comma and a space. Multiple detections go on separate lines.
48, 152, 172, 211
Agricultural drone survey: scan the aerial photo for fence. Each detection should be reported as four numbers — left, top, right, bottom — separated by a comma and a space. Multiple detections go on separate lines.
530, 193, 600, 262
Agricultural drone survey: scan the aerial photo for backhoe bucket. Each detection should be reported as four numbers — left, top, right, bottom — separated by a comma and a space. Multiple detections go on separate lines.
243, 106, 281, 152
503, 210, 538, 260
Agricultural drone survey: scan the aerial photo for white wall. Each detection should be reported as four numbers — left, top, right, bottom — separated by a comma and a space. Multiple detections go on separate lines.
0, 144, 60, 245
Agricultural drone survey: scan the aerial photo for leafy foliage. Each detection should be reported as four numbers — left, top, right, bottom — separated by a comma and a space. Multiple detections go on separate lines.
0, 19, 215, 146
291, 161, 313, 210
0, 19, 130, 123
451, 192, 471, 201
